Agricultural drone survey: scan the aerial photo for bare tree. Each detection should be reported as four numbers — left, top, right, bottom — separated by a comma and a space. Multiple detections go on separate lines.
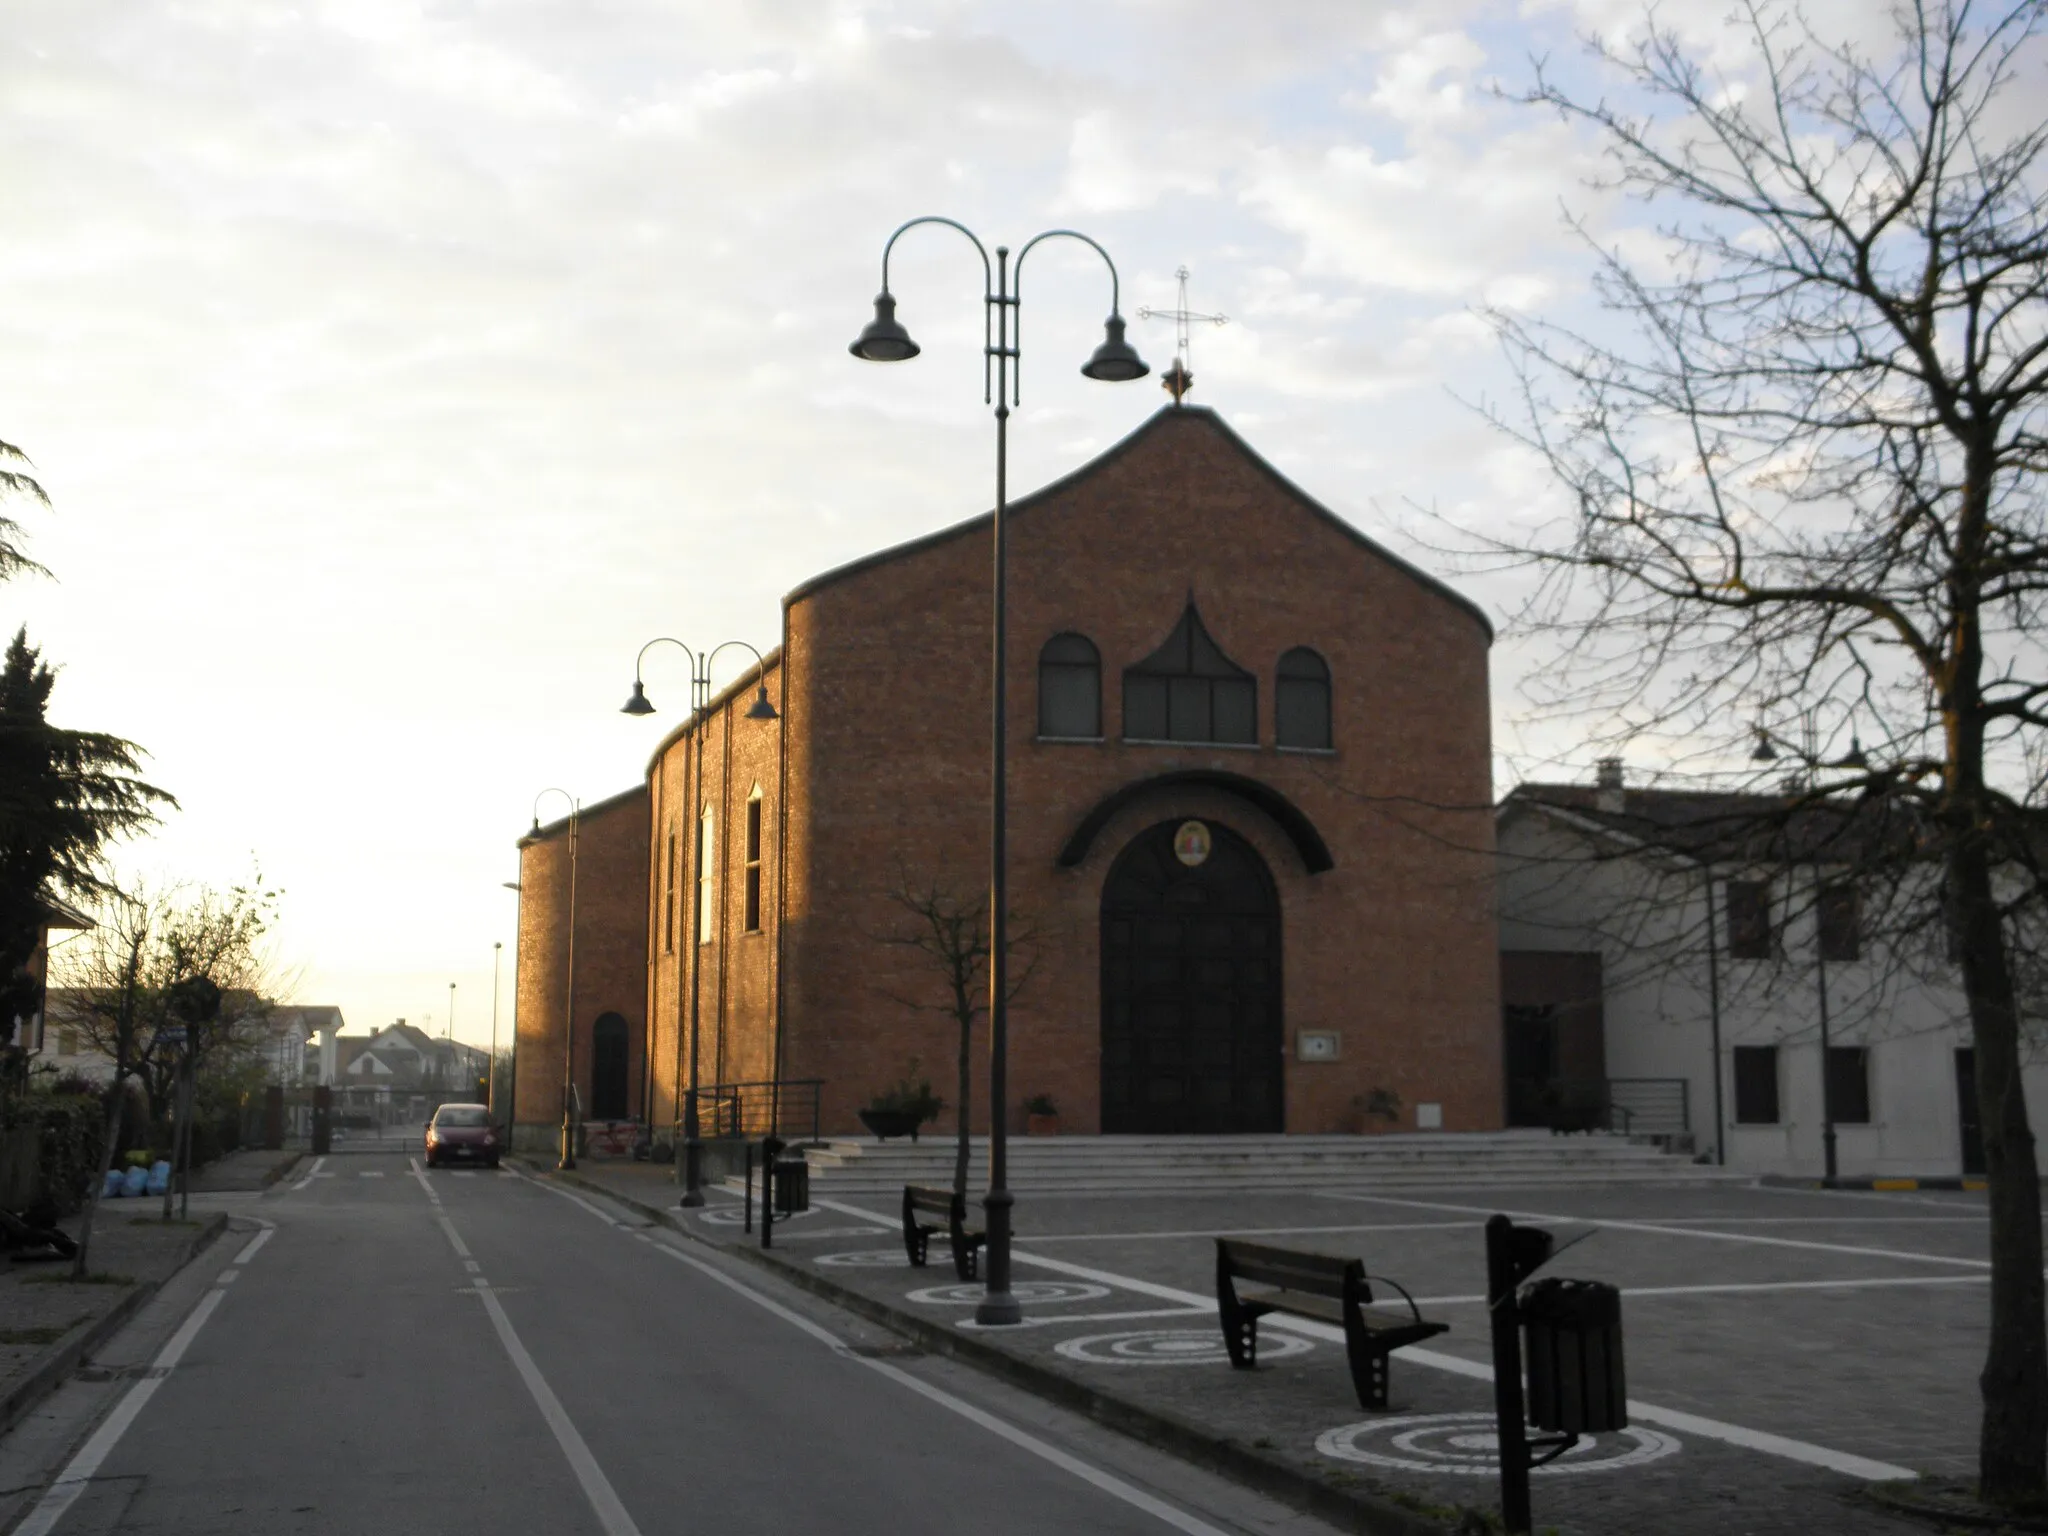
878, 875, 1042, 1199
1474, 0, 2048, 1502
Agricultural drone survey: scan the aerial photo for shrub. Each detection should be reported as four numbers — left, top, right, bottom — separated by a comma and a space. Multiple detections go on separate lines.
6, 1093, 106, 1217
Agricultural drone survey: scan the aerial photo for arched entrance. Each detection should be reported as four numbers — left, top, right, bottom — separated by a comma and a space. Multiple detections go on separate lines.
1101, 819, 1282, 1134
590, 1012, 630, 1121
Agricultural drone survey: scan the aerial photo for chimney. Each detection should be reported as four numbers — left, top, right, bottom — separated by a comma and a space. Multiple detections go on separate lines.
1594, 757, 1625, 813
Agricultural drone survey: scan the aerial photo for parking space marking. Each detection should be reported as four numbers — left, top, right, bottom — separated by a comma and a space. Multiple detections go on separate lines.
1024, 1220, 1476, 1243
810, 1197, 1920, 1483
1322, 1192, 1991, 1269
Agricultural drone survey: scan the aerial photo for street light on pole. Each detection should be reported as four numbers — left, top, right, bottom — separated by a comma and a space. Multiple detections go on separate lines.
622, 637, 779, 1207
500, 883, 521, 1149
531, 788, 579, 1170
849, 216, 1149, 1326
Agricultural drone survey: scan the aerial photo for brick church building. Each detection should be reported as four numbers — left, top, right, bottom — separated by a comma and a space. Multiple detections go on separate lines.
511, 404, 1501, 1149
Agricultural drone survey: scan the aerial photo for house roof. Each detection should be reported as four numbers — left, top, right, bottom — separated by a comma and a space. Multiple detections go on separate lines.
782, 405, 1493, 640
1502, 781, 1920, 867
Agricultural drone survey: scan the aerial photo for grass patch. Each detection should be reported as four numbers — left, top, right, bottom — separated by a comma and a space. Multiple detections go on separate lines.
21, 1272, 133, 1287
0, 1319, 83, 1346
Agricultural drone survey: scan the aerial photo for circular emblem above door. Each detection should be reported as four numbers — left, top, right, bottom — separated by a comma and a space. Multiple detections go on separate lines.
1173, 820, 1212, 867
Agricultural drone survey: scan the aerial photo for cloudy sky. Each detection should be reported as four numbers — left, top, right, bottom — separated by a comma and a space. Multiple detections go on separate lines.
3, 0, 1886, 1044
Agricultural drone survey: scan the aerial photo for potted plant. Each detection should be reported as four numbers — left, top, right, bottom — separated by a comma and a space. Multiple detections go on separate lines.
858, 1062, 942, 1142
1024, 1093, 1059, 1136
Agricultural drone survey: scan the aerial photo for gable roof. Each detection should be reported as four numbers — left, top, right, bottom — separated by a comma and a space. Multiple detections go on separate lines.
1503, 781, 1918, 867
783, 405, 1493, 640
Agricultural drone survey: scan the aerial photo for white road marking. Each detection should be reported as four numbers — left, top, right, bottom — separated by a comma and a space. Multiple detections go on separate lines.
1321, 1191, 1990, 1270
235, 1226, 275, 1264
359, 1171, 385, 1178
417, 1181, 640, 1536
1024, 1220, 1476, 1243
408, 1158, 439, 1204
215, 1269, 239, 1284
290, 1155, 326, 1191
643, 1239, 1236, 1536
810, 1197, 1921, 1485
501, 1164, 628, 1226
15, 1215, 271, 1535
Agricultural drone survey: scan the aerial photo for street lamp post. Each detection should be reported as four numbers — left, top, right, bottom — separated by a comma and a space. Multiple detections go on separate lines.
489, 941, 502, 1122
849, 217, 1149, 1325
531, 788, 580, 1170
500, 883, 521, 1147
622, 638, 779, 1206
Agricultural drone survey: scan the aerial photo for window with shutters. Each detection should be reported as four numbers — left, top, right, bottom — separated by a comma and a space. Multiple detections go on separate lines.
1726, 881, 1772, 959
1275, 647, 1332, 750
1733, 1045, 1780, 1123
1038, 633, 1101, 739
1122, 602, 1256, 746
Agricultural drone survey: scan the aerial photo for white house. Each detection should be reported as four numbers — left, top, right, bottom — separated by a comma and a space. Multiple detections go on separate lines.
1497, 762, 2048, 1181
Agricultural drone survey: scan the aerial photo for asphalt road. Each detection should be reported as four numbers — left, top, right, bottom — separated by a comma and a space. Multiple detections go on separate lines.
0, 1150, 1349, 1536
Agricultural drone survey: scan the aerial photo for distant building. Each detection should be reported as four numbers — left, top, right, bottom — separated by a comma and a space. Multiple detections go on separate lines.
333, 1020, 488, 1126
1498, 762, 2048, 1179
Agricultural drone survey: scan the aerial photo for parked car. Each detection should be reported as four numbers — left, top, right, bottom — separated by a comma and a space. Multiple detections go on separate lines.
424, 1103, 500, 1169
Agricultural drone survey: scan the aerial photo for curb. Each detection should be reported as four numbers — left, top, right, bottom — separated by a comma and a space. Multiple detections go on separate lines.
259, 1151, 304, 1188
540, 1166, 1458, 1536
1759, 1174, 1988, 1192
0, 1212, 228, 1441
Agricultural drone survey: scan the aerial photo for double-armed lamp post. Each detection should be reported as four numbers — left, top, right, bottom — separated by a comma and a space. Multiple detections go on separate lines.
848, 217, 1149, 1325
622, 637, 778, 1206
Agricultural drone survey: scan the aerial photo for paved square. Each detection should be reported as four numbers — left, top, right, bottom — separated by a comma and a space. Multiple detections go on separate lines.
676, 1177, 2003, 1535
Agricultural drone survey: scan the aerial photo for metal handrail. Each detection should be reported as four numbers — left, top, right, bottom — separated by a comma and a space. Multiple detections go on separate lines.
699, 1078, 823, 1144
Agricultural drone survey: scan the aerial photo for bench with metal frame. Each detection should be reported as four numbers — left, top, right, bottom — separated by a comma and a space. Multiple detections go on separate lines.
902, 1184, 986, 1282
1215, 1237, 1448, 1410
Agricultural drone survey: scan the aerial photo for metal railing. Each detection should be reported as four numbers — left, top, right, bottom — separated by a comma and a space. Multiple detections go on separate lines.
699, 1079, 823, 1144
1605, 1078, 1690, 1141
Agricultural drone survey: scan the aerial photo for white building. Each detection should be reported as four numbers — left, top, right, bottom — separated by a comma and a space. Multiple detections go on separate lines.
1497, 763, 2048, 1181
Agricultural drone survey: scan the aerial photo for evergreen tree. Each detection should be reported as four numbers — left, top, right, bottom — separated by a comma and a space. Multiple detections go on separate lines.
0, 628, 170, 1055
0, 438, 50, 584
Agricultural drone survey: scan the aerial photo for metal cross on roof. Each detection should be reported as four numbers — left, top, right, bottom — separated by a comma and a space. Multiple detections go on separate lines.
1138, 266, 1227, 405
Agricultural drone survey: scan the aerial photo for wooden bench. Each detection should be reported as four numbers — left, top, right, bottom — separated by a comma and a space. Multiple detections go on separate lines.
902, 1184, 986, 1282
1216, 1237, 1447, 1410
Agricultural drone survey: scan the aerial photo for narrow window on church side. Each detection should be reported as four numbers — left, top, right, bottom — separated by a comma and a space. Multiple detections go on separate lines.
1037, 633, 1101, 738
697, 805, 715, 945
1275, 647, 1332, 750
744, 791, 763, 933
665, 831, 677, 953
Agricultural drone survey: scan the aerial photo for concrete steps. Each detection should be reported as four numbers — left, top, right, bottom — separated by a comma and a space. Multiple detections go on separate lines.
784, 1131, 1741, 1196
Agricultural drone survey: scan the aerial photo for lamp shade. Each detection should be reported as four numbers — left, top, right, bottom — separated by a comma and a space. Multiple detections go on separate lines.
746, 683, 779, 721
1833, 737, 1868, 769
849, 292, 920, 362
1750, 732, 1778, 763
1080, 314, 1149, 382
622, 680, 657, 716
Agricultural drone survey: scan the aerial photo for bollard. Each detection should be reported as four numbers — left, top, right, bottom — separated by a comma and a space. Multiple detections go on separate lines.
743, 1143, 754, 1234
761, 1135, 784, 1249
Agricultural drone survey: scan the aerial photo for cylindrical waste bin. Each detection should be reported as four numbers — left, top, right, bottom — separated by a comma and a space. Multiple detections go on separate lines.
773, 1156, 810, 1215
1520, 1277, 1627, 1433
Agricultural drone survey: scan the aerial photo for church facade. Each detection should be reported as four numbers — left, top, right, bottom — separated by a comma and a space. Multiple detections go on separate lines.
513, 405, 1501, 1145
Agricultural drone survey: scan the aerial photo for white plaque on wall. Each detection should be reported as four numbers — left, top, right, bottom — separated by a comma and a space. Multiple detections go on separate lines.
1416, 1102, 1444, 1130
1296, 1030, 1341, 1062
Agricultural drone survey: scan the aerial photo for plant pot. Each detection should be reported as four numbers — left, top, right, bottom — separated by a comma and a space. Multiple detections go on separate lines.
1026, 1113, 1060, 1136
858, 1108, 925, 1142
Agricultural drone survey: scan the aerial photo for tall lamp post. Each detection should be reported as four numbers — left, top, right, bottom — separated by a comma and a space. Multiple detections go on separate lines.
500, 883, 522, 1148
622, 637, 779, 1206
489, 941, 502, 1119
531, 788, 580, 1170
1751, 721, 1866, 1186
848, 217, 1150, 1325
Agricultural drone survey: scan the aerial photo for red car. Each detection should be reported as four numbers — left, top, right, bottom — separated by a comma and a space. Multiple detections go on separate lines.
424, 1103, 500, 1169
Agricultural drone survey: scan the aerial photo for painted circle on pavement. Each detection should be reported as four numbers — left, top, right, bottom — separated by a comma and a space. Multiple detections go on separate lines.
1054, 1329, 1311, 1366
813, 1250, 908, 1268
1316, 1414, 1680, 1476
906, 1281, 1110, 1306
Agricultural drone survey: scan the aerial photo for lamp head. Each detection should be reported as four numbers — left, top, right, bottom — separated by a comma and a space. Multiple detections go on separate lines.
849, 291, 920, 362
1080, 314, 1149, 382
1834, 736, 1868, 770
622, 680, 657, 716
1750, 732, 1778, 763
745, 683, 779, 721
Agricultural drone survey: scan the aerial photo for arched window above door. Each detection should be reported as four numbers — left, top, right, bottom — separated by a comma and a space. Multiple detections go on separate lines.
1123, 602, 1256, 745
1038, 633, 1101, 739
1276, 647, 1332, 750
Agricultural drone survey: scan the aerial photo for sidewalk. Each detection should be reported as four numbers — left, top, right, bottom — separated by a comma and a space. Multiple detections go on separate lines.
0, 1209, 228, 1438
187, 1145, 303, 1193
540, 1157, 1933, 1536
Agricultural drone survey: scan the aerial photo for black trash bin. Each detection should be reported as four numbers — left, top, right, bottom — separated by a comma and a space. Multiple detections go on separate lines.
1519, 1277, 1627, 1434
772, 1156, 810, 1215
